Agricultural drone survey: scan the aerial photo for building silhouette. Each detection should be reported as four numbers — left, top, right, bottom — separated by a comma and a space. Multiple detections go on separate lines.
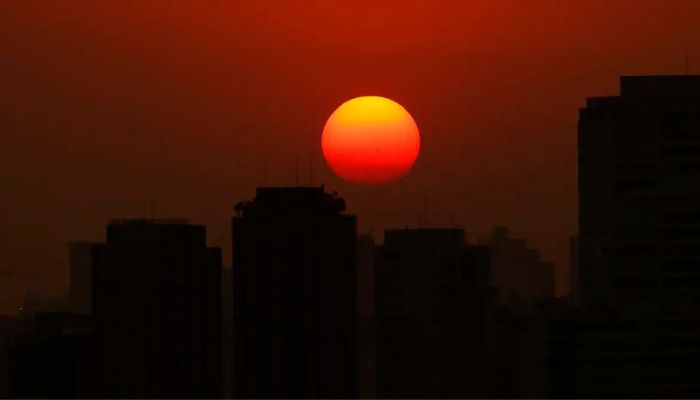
569, 235, 579, 306
232, 187, 357, 398
479, 226, 555, 303
91, 219, 222, 398
8, 311, 92, 398
357, 234, 377, 398
375, 228, 493, 398
548, 75, 700, 397
547, 310, 700, 398
221, 266, 234, 398
578, 75, 700, 315
0, 316, 21, 398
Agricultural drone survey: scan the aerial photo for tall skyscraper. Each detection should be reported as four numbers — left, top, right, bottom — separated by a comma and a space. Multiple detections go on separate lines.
569, 235, 579, 305
578, 75, 700, 315
375, 228, 493, 398
357, 234, 377, 398
221, 266, 234, 398
92, 219, 222, 398
232, 187, 357, 398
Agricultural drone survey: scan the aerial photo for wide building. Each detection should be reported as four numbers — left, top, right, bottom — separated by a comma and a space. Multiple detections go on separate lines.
578, 75, 700, 315
375, 228, 494, 398
92, 219, 222, 398
232, 187, 357, 398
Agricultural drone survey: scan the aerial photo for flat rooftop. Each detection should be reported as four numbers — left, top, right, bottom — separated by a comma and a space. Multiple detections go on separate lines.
108, 218, 190, 226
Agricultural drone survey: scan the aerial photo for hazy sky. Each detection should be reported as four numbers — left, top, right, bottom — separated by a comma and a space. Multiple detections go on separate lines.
1, 0, 699, 313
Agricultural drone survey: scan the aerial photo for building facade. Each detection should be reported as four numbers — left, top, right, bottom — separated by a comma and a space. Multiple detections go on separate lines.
375, 228, 493, 398
92, 219, 222, 398
232, 187, 357, 398
578, 75, 700, 315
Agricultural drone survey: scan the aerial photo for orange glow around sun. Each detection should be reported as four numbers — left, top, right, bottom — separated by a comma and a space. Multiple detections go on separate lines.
322, 96, 420, 185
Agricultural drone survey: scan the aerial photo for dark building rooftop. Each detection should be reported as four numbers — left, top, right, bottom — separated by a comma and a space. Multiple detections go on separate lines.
384, 228, 465, 246
234, 186, 346, 216
584, 75, 700, 109
104, 219, 205, 246
107, 218, 189, 226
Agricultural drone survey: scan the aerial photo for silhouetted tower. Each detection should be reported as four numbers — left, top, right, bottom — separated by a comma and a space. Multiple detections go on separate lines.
232, 187, 357, 398
578, 75, 700, 315
92, 219, 222, 398
375, 228, 493, 398
569, 235, 579, 305
357, 234, 377, 398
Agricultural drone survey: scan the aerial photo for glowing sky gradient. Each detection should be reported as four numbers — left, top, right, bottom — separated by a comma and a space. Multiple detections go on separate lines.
1, 1, 700, 312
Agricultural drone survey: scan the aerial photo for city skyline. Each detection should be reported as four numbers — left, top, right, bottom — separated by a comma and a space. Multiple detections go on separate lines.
6, 75, 700, 396
4, 2, 700, 398
4, 1, 700, 313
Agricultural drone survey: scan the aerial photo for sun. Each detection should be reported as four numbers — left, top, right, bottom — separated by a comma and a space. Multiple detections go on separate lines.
322, 96, 420, 185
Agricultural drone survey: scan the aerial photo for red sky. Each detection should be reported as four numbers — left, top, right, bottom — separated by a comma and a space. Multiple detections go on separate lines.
1, 0, 699, 313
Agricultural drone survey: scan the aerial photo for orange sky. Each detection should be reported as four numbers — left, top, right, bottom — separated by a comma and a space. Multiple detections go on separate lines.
1, 0, 699, 313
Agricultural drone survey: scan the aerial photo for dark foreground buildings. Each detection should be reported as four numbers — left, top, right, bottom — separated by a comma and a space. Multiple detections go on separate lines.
232, 187, 358, 398
578, 75, 700, 314
10, 75, 700, 399
559, 75, 700, 397
357, 234, 377, 398
375, 228, 494, 398
92, 219, 222, 398
8, 312, 92, 398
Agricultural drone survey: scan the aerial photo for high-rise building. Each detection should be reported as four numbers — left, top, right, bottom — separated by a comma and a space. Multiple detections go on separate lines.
92, 219, 222, 398
357, 234, 376, 398
479, 226, 555, 303
221, 266, 234, 398
569, 235, 579, 305
68, 242, 99, 313
232, 187, 357, 398
546, 311, 700, 397
375, 228, 493, 398
578, 75, 700, 315
552, 75, 700, 397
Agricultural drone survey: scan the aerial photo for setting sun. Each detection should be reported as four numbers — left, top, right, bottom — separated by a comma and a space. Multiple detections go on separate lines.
322, 96, 420, 185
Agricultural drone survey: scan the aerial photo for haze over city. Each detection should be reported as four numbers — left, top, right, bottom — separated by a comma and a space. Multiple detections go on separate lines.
3, 2, 700, 399
2, 1, 699, 313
